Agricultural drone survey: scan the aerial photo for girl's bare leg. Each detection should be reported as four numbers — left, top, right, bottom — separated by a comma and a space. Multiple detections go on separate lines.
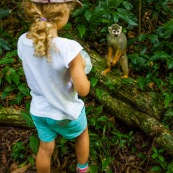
75, 126, 89, 164
36, 140, 55, 173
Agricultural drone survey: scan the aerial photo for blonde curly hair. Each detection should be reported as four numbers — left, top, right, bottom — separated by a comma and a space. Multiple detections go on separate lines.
22, 0, 75, 62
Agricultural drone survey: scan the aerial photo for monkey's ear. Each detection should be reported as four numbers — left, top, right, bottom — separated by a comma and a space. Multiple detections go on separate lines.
108, 27, 112, 33
120, 26, 122, 32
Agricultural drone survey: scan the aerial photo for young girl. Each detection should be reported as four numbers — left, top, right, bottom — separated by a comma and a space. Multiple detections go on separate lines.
17, 0, 91, 172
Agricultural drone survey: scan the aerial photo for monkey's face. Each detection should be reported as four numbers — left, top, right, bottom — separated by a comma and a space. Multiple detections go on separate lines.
112, 29, 121, 37
108, 24, 122, 37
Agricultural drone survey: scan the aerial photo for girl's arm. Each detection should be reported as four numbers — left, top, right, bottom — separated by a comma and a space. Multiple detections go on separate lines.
69, 53, 90, 97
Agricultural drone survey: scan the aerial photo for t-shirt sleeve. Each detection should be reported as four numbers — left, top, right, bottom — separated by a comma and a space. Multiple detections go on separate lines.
59, 39, 83, 68
17, 37, 22, 60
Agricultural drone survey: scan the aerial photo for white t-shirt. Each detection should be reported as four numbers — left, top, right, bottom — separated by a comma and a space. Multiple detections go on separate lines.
17, 33, 84, 120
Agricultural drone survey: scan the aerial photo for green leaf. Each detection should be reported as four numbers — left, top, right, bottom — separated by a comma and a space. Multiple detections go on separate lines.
16, 93, 24, 104
140, 46, 147, 55
102, 19, 110, 23
18, 161, 27, 168
167, 59, 173, 69
11, 73, 20, 85
148, 34, 158, 43
29, 135, 39, 154
150, 166, 161, 172
85, 9, 92, 21
137, 76, 146, 90
5, 75, 11, 84
150, 51, 170, 61
138, 34, 148, 42
96, 88, 104, 100
98, 115, 108, 122
4, 84, 16, 92
158, 155, 164, 162
21, 112, 34, 127
102, 157, 112, 171
0, 38, 11, 50
85, 105, 94, 115
112, 12, 119, 23
152, 147, 157, 153
164, 93, 173, 108
27, 156, 35, 166
1, 91, 9, 99
94, 105, 103, 115
0, 48, 2, 55
90, 9, 105, 22
0, 57, 14, 65
18, 83, 30, 96
90, 77, 98, 88
122, 1, 133, 10
0, 9, 11, 19
5, 50, 17, 58
77, 24, 86, 38
89, 164, 98, 173
117, 8, 138, 26
0, 71, 3, 85
159, 148, 164, 153
152, 153, 158, 159
17, 67, 24, 75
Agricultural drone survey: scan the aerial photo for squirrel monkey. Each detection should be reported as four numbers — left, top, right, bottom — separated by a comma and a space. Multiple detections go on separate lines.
101, 24, 128, 78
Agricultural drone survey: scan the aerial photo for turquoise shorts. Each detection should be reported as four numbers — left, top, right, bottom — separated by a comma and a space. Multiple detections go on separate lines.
31, 108, 87, 142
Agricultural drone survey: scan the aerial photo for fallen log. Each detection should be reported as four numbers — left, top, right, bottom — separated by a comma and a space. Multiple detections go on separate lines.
90, 86, 173, 157
0, 107, 33, 128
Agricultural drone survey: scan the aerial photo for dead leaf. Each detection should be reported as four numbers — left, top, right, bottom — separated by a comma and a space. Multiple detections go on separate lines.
128, 31, 135, 38
10, 164, 30, 173
148, 82, 155, 88
2, 153, 7, 165
10, 162, 18, 172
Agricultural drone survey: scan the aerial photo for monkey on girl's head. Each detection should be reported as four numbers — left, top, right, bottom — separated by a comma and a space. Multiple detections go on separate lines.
101, 24, 128, 78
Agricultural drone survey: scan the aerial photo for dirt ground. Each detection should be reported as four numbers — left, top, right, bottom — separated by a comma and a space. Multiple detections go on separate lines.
0, 123, 160, 173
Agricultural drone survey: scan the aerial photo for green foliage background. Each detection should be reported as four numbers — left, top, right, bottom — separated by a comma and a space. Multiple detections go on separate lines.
0, 0, 173, 172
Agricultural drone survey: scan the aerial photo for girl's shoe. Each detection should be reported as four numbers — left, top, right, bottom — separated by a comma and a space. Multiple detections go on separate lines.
76, 166, 89, 173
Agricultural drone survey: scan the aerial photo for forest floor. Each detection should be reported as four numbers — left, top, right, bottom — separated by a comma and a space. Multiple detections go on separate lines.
0, 124, 151, 173
0, 96, 170, 173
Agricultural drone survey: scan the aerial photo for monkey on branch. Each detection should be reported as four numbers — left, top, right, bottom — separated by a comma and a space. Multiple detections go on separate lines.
101, 24, 129, 78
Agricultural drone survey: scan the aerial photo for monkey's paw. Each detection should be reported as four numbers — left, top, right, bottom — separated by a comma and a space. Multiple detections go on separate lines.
111, 61, 117, 66
101, 68, 111, 76
101, 71, 106, 76
121, 75, 128, 78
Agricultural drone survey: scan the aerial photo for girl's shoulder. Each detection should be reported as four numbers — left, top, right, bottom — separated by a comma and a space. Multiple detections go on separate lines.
53, 37, 82, 52
18, 33, 33, 47
53, 37, 79, 46
18, 32, 28, 41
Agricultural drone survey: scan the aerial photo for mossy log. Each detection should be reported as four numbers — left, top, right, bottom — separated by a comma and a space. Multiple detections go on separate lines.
0, 107, 35, 128
0, 107, 27, 127
90, 86, 173, 157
